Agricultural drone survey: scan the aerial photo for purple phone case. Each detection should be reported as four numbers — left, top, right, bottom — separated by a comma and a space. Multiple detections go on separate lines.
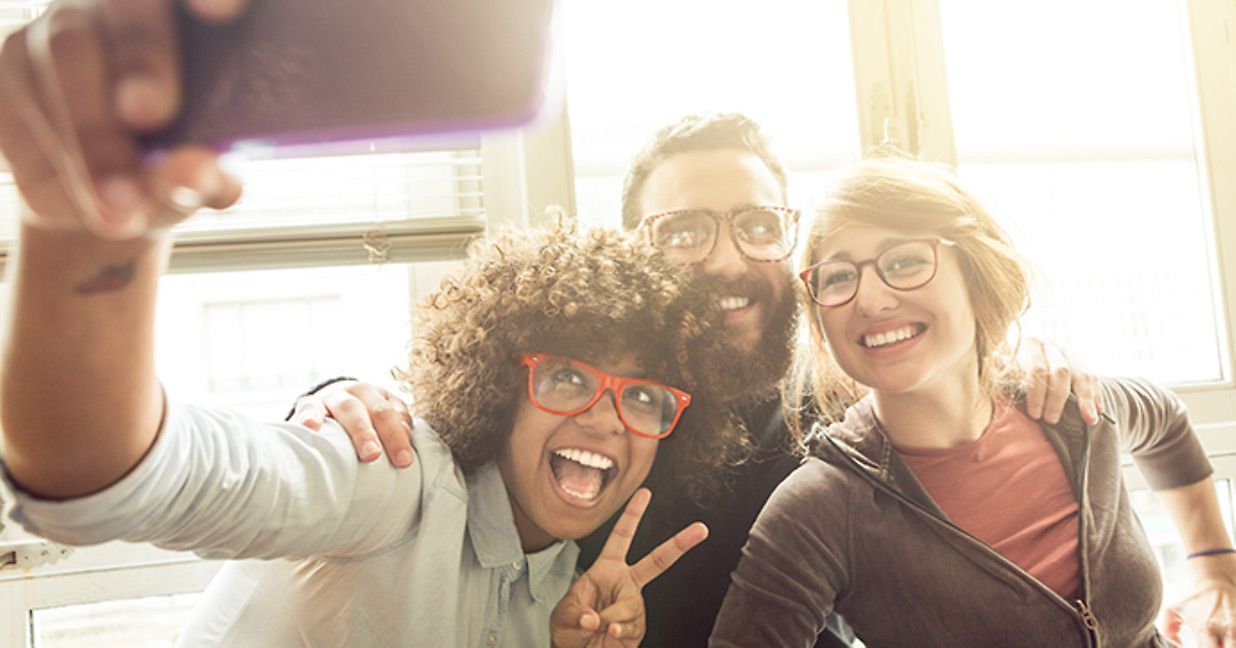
141, 0, 557, 157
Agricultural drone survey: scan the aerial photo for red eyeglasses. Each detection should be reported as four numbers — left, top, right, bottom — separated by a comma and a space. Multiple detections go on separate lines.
519, 353, 692, 439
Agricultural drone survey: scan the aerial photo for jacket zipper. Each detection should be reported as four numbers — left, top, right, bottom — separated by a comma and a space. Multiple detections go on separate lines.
824, 434, 1099, 647
1074, 424, 1099, 646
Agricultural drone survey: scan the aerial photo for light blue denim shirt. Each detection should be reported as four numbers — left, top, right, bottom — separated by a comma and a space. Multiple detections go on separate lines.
5, 400, 579, 647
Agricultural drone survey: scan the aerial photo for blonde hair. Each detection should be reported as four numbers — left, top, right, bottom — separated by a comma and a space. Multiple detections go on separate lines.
786, 156, 1030, 441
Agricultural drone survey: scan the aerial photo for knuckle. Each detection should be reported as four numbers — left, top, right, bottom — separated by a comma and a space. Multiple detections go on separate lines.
1051, 366, 1070, 380
331, 398, 365, 416
374, 408, 405, 428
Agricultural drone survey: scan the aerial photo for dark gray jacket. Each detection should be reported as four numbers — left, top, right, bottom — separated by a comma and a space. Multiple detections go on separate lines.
711, 378, 1211, 647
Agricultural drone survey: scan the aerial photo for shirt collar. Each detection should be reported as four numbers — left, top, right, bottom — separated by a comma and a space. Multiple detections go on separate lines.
465, 463, 578, 603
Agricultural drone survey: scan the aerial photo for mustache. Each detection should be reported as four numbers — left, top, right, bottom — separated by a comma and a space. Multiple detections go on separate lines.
700, 273, 771, 304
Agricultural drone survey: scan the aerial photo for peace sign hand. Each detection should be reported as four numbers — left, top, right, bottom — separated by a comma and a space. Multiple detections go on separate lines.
550, 488, 708, 647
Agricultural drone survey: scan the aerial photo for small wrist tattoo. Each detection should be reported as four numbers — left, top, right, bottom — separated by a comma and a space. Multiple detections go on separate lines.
74, 260, 137, 295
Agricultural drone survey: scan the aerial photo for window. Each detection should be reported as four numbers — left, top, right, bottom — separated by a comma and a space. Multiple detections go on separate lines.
938, 0, 1223, 386
560, 0, 862, 227
841, 0, 1236, 430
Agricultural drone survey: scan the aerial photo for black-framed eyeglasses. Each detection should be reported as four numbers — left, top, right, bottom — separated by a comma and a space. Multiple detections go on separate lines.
799, 238, 956, 307
642, 206, 800, 264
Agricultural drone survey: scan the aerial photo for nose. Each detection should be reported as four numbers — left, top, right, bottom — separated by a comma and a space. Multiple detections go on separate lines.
698, 226, 746, 281
852, 264, 898, 316
574, 390, 625, 436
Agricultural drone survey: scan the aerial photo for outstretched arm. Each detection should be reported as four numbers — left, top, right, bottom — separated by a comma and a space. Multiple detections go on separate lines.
0, 0, 243, 499
3, 227, 168, 498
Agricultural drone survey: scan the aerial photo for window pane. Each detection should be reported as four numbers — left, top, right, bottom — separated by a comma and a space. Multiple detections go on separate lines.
32, 593, 202, 648
562, 0, 860, 226
154, 261, 461, 418
939, 0, 1224, 385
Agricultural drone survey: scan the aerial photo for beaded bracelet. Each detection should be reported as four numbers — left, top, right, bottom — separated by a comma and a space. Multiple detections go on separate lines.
1187, 548, 1236, 559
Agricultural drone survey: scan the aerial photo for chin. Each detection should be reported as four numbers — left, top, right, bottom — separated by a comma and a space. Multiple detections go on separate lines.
841, 363, 916, 395
722, 326, 761, 355
543, 514, 605, 541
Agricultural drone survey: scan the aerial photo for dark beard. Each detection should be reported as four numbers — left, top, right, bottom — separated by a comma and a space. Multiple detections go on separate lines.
692, 270, 798, 408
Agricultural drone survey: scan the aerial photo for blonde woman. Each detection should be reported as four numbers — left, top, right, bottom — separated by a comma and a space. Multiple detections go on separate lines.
712, 158, 1236, 647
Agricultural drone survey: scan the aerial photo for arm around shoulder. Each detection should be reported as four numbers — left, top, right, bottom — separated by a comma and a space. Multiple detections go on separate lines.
7, 403, 431, 561
1100, 376, 1210, 490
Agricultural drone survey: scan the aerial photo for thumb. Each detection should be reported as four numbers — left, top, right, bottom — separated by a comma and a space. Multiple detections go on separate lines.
552, 577, 599, 628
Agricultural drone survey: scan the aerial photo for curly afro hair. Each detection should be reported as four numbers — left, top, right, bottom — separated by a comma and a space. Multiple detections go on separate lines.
399, 218, 749, 506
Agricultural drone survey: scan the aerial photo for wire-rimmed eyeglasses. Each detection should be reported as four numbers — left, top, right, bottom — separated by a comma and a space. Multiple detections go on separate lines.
799, 238, 956, 307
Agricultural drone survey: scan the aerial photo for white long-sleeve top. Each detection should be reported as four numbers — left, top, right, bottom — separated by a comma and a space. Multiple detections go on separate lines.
4, 399, 577, 647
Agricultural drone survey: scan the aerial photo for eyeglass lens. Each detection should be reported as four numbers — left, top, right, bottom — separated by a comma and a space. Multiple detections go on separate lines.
807, 240, 938, 306
651, 208, 794, 263
530, 358, 678, 436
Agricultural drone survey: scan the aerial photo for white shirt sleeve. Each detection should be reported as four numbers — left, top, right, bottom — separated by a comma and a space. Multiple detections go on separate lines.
4, 397, 431, 560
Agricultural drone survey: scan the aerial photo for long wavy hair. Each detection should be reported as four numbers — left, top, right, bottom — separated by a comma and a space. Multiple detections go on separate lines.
399, 218, 749, 505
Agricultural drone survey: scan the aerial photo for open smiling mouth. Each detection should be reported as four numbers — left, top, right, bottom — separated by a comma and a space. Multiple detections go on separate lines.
860, 323, 926, 349
550, 448, 617, 502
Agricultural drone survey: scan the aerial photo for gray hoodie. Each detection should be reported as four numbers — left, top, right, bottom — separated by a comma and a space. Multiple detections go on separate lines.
711, 377, 1210, 647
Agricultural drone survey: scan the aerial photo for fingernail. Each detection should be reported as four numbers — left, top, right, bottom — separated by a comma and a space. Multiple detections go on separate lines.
168, 186, 204, 212
395, 450, 413, 467
1084, 403, 1098, 424
361, 441, 382, 459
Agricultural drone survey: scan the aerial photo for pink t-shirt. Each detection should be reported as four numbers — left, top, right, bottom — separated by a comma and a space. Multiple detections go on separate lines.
896, 400, 1081, 599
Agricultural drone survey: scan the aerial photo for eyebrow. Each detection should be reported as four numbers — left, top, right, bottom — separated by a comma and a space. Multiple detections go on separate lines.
823, 236, 915, 262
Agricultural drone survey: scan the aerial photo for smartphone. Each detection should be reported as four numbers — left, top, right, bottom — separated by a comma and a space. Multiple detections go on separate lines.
141, 0, 558, 157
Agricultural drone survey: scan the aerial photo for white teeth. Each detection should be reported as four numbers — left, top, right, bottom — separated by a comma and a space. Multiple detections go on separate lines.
561, 484, 596, 500
554, 448, 615, 471
862, 325, 920, 348
718, 296, 750, 311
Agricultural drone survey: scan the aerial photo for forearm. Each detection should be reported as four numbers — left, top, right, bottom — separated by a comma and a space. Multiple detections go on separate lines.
1158, 477, 1236, 582
2, 223, 170, 498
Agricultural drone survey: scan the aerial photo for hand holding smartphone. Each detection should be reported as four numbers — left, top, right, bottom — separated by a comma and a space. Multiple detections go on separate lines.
1, 0, 553, 239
